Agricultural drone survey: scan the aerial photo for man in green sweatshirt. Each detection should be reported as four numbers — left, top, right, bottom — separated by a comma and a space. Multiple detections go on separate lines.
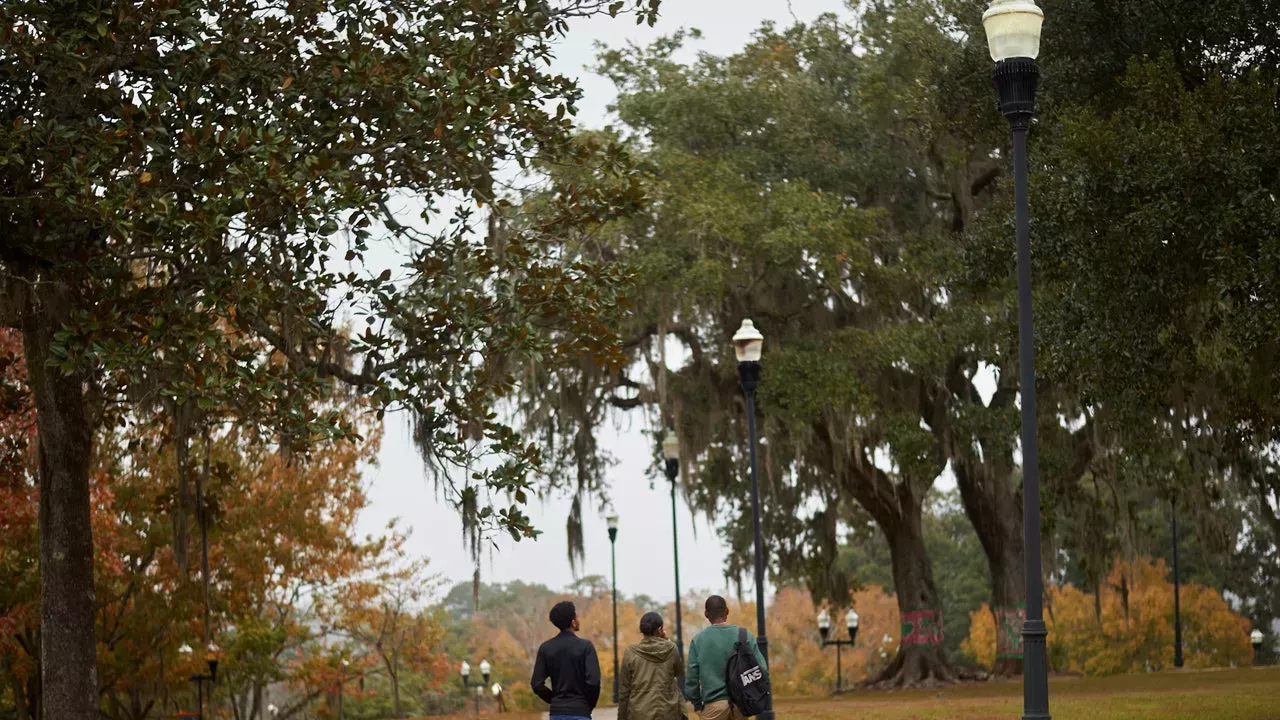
684, 596, 768, 720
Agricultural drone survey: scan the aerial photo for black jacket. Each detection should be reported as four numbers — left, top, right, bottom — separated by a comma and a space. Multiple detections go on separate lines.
531, 630, 602, 717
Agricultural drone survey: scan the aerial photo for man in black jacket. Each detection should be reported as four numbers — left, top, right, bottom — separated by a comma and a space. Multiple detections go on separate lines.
532, 601, 602, 720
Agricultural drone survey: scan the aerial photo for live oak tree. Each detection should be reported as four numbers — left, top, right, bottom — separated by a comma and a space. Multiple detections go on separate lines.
515, 4, 1096, 685
0, 1, 660, 717
960, 0, 1280, 646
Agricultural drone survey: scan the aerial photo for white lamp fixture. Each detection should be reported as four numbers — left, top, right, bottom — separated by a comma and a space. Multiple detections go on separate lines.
480, 659, 492, 677
1252, 629, 1265, 645
846, 609, 859, 631
179, 644, 193, 655
606, 512, 619, 533
662, 429, 680, 462
732, 319, 764, 363
460, 660, 471, 678
982, 0, 1045, 62
817, 608, 832, 633
492, 683, 503, 697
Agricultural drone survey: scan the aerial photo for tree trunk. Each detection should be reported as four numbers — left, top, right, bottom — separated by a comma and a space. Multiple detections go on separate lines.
862, 504, 959, 689
22, 288, 99, 720
4, 657, 31, 720
391, 669, 402, 718
954, 462, 1026, 677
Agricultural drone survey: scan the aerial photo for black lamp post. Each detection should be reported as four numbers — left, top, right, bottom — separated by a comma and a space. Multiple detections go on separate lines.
733, 318, 773, 720
337, 659, 349, 719
1172, 496, 1184, 669
1253, 630, 1265, 666
983, 2, 1048, 718
662, 430, 686, 679
181, 644, 220, 720
460, 659, 492, 716
608, 511, 620, 704
817, 609, 858, 693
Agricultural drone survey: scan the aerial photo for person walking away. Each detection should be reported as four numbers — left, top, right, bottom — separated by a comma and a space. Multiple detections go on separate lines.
532, 601, 602, 720
684, 596, 768, 720
619, 612, 686, 720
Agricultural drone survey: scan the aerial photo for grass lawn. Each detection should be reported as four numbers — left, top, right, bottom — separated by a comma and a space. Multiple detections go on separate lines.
776, 667, 1280, 720
423, 667, 1280, 720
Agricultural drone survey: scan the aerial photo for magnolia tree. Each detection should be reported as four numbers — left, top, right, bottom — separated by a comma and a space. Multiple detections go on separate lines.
0, 1, 660, 717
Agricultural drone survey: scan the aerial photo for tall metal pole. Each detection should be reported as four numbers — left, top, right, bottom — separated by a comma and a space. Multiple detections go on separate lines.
835, 642, 842, 694
671, 479, 683, 656
1172, 496, 1184, 668
740, 361, 772, 720
994, 55, 1049, 720
667, 458, 685, 683
610, 531, 619, 704
196, 680, 204, 720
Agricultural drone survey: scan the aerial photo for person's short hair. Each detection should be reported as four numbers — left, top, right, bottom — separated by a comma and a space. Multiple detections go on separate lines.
705, 595, 729, 621
550, 601, 577, 630
639, 611, 664, 636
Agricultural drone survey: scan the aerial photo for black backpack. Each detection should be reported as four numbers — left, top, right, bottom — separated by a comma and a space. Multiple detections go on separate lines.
725, 627, 770, 717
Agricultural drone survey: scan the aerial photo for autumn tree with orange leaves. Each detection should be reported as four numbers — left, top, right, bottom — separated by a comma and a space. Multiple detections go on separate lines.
0, 328, 411, 720
325, 557, 452, 719
963, 557, 1253, 676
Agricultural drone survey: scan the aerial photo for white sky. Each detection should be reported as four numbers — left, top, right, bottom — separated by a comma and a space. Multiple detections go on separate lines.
356, 1, 863, 605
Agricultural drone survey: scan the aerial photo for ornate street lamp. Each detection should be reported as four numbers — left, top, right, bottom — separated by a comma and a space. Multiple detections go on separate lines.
733, 318, 772, 720
662, 429, 686, 689
816, 610, 859, 693
460, 659, 493, 715
608, 511, 621, 704
1253, 629, 1265, 666
983, 2, 1048, 718
181, 643, 220, 720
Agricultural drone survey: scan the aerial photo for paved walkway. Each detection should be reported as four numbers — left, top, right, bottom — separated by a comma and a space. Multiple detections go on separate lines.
542, 709, 618, 720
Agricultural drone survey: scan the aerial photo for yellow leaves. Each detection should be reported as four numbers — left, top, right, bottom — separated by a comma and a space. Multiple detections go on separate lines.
139, 171, 153, 184
282, 75, 294, 89
962, 604, 997, 670
964, 556, 1254, 675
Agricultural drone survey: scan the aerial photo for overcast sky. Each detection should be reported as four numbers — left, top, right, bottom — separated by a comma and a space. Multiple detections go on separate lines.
355, 0, 855, 607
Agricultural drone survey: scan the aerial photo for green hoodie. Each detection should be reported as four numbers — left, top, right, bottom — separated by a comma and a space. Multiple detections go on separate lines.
618, 636, 685, 720
684, 624, 767, 711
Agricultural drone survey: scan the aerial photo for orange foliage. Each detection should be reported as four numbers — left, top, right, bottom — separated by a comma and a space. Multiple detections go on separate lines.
0, 329, 37, 714
963, 556, 1253, 676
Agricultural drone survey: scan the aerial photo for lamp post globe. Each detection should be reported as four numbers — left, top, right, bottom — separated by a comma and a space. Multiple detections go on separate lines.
662, 430, 681, 465
845, 610, 859, 643
480, 659, 492, 685
1253, 629, 1266, 665
982, 0, 1044, 62
460, 661, 471, 681
817, 609, 832, 643
733, 319, 764, 364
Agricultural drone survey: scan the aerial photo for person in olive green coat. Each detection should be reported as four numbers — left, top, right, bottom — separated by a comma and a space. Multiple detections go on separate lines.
618, 612, 686, 720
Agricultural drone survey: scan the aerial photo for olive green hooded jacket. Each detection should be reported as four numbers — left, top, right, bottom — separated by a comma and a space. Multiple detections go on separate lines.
618, 636, 685, 720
